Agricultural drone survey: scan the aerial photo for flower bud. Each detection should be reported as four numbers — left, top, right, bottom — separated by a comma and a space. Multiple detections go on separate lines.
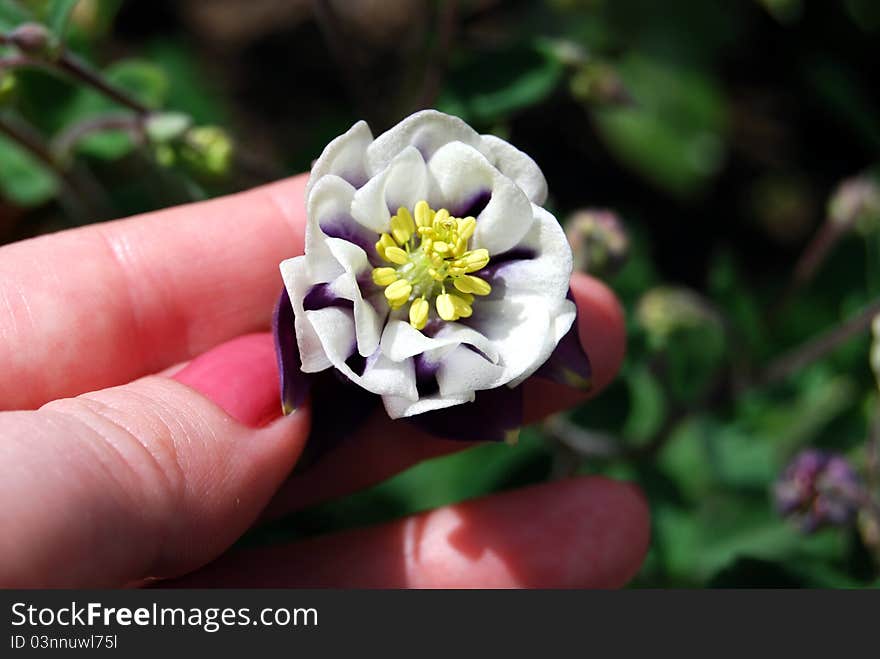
635, 286, 720, 346
828, 173, 880, 236
569, 61, 633, 107
565, 209, 629, 276
145, 112, 192, 144
8, 23, 55, 57
774, 450, 864, 533
180, 126, 234, 177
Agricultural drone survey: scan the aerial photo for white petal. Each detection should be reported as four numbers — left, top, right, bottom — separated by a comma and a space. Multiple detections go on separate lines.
435, 345, 506, 396
366, 110, 481, 175
382, 390, 475, 420
307, 120, 373, 196
331, 268, 385, 357
484, 205, 572, 303
280, 256, 334, 373
308, 307, 418, 400
350, 146, 429, 234
467, 295, 553, 387
427, 141, 534, 255
300, 177, 386, 357
507, 297, 576, 388
479, 134, 548, 205
305, 175, 356, 282
380, 319, 500, 363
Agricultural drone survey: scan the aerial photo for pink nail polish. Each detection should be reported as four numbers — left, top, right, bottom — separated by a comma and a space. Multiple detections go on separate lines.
173, 333, 282, 428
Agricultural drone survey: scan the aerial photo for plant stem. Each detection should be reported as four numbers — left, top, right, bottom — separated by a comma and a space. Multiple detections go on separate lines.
52, 112, 144, 158
0, 114, 90, 220
759, 297, 880, 387
55, 50, 149, 115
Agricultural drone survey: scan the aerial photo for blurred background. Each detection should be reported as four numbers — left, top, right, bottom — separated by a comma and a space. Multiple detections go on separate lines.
2, 0, 880, 587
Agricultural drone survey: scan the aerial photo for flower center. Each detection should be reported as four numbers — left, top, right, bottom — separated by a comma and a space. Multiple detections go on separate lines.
372, 200, 492, 331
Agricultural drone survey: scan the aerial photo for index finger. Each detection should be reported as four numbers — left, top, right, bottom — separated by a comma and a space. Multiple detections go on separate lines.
0, 175, 307, 410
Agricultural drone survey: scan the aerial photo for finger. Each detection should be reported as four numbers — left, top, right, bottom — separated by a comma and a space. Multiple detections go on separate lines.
0, 175, 308, 411
266, 272, 626, 516
523, 272, 626, 423
263, 409, 474, 517
168, 476, 650, 588
0, 335, 310, 588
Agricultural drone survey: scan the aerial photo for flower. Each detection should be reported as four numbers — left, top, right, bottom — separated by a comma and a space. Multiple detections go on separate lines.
774, 450, 864, 533
276, 110, 583, 428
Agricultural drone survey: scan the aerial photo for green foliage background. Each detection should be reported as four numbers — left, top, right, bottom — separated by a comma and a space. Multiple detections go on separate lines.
2, 0, 879, 587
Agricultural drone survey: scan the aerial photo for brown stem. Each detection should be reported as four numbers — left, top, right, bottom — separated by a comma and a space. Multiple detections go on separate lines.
0, 114, 91, 220
0, 54, 38, 69
55, 50, 149, 115
0, 43, 150, 116
52, 112, 145, 158
759, 297, 880, 387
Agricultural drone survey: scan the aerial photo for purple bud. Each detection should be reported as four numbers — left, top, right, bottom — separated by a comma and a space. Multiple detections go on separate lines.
774, 450, 864, 533
828, 174, 880, 235
9, 23, 52, 56
565, 209, 629, 277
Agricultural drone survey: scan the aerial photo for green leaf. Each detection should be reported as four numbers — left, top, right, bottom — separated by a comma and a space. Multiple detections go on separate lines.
103, 59, 168, 109
593, 55, 727, 198
145, 41, 229, 124
46, 0, 79, 38
438, 43, 564, 125
622, 364, 667, 442
0, 1, 32, 31
0, 132, 58, 206
75, 129, 132, 160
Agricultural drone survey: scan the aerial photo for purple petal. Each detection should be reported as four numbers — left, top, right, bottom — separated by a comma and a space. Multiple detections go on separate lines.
414, 354, 440, 397
272, 288, 311, 415
297, 371, 379, 469
407, 385, 524, 442
320, 214, 378, 260
533, 291, 592, 391
478, 247, 537, 280
302, 283, 355, 312
451, 188, 491, 218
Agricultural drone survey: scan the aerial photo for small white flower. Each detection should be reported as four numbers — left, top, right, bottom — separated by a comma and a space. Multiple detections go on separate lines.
280, 110, 575, 419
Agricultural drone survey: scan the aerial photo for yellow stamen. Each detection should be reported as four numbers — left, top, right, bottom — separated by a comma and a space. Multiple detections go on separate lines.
436, 293, 457, 321
391, 207, 415, 244
385, 279, 412, 308
409, 297, 429, 330
384, 246, 409, 265
375, 233, 397, 260
449, 292, 473, 318
373, 200, 493, 331
452, 248, 490, 273
414, 200, 433, 228
372, 267, 399, 286
453, 274, 491, 296
458, 216, 476, 240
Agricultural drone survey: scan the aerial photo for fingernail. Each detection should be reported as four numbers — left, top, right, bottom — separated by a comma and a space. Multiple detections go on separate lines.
173, 333, 284, 428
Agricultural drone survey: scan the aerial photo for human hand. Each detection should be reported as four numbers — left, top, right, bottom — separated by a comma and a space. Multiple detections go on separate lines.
0, 175, 648, 588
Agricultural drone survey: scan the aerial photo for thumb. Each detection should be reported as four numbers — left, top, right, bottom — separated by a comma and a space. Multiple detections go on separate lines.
0, 334, 308, 588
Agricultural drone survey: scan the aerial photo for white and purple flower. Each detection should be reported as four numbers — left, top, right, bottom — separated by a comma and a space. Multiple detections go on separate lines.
274, 110, 590, 444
